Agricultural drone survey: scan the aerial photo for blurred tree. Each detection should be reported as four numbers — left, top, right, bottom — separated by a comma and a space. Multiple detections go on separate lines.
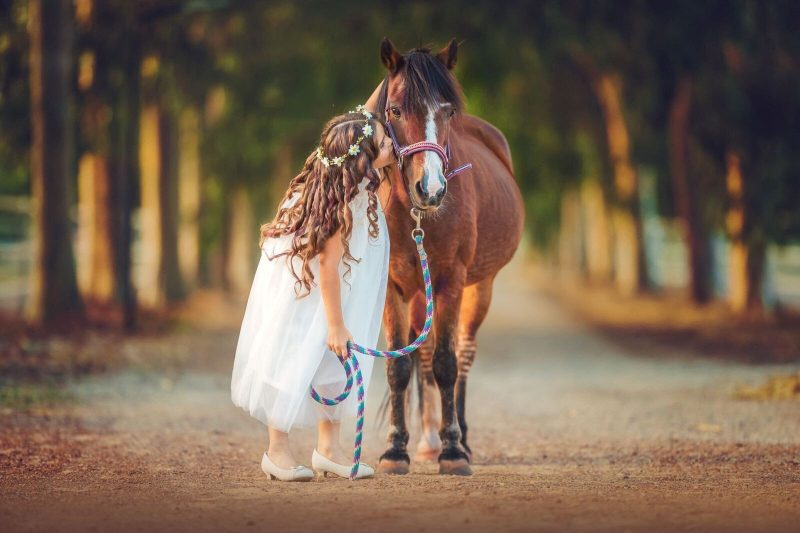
74, 0, 141, 327
693, 0, 800, 312
557, 0, 650, 295
0, 0, 30, 199
642, 0, 727, 304
3, 0, 800, 329
136, 1, 221, 306
26, 0, 85, 329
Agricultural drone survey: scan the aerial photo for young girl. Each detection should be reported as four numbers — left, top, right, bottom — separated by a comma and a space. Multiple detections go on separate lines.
230, 106, 396, 481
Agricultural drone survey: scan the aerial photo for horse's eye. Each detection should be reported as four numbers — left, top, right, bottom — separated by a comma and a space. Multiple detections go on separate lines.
447, 108, 456, 118
391, 106, 401, 119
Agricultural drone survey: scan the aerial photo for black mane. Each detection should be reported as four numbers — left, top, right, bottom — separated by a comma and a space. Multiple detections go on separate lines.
377, 47, 465, 119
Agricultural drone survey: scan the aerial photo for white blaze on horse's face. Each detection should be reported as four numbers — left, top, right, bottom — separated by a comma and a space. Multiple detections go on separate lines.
421, 102, 446, 203
423, 104, 445, 198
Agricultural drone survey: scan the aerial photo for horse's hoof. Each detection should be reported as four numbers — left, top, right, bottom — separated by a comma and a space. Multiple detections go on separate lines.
377, 459, 410, 475
414, 447, 441, 463
438, 458, 472, 476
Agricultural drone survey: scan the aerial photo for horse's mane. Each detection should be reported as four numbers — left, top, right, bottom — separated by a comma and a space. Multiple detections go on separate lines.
377, 47, 465, 118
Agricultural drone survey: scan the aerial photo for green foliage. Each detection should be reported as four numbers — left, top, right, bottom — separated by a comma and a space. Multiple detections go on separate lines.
0, 0, 30, 195
0, 379, 77, 409
1, 0, 798, 253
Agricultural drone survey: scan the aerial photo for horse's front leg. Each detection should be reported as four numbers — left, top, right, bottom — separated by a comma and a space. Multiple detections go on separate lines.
432, 267, 472, 475
377, 283, 413, 475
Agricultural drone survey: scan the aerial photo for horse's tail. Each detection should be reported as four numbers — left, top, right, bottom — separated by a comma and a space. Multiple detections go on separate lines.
375, 381, 390, 429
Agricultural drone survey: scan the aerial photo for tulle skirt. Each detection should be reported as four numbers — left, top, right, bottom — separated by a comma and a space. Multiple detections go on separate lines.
230, 183, 390, 433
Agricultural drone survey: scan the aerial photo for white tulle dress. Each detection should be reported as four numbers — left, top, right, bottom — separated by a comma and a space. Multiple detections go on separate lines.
231, 176, 390, 433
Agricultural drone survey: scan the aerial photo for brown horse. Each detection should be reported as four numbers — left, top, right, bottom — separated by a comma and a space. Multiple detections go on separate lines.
365, 38, 525, 476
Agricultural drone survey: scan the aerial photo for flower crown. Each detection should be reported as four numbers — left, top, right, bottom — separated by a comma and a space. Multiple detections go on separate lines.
316, 104, 374, 168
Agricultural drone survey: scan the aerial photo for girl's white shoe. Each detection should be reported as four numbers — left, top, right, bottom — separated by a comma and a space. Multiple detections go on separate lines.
261, 452, 314, 482
311, 449, 375, 479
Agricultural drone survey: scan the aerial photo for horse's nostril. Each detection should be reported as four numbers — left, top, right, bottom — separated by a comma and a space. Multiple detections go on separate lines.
415, 181, 424, 198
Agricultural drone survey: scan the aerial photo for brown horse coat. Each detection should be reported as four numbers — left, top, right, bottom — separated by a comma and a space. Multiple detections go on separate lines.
365, 38, 524, 475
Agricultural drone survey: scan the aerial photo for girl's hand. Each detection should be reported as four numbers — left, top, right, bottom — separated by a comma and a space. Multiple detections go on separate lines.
327, 323, 354, 359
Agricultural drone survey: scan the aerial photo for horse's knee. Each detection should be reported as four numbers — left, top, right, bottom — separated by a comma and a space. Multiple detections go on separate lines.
387, 354, 413, 390
432, 343, 458, 390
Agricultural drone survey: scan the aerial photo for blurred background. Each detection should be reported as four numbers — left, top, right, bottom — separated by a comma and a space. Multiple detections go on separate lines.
1, 0, 799, 347
2, 2, 800, 528
0, 0, 800, 328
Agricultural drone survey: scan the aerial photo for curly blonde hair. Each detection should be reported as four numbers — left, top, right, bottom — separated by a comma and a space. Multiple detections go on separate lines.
259, 111, 390, 299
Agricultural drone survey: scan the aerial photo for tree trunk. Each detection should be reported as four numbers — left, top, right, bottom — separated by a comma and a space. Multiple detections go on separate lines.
270, 141, 295, 207
75, 46, 116, 315
137, 102, 186, 306
592, 72, 648, 296
725, 151, 765, 313
558, 188, 584, 280
223, 184, 255, 294
138, 104, 163, 308
158, 106, 186, 302
26, 0, 85, 329
76, 2, 140, 329
668, 76, 711, 304
580, 178, 612, 283
108, 25, 140, 330
77, 152, 115, 303
178, 107, 202, 289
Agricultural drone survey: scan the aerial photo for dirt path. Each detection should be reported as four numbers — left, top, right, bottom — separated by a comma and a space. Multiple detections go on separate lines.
2, 243, 800, 532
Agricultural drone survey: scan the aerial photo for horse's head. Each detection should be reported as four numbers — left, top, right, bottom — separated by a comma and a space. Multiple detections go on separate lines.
378, 38, 465, 212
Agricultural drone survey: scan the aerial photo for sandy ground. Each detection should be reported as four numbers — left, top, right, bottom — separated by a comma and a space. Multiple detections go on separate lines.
2, 244, 800, 532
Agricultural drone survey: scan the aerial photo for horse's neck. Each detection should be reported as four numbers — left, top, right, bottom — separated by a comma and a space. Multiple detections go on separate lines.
384, 166, 412, 216
377, 177, 392, 212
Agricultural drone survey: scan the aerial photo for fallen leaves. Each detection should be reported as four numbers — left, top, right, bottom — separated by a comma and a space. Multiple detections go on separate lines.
734, 373, 800, 400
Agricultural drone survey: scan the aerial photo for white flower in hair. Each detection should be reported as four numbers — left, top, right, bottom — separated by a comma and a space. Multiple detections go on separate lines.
316, 146, 330, 167
315, 103, 373, 168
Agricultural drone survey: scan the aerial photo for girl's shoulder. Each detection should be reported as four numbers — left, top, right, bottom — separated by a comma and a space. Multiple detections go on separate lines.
280, 190, 303, 210
349, 178, 372, 211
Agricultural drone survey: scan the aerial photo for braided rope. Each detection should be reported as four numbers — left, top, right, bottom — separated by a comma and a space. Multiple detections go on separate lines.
310, 231, 433, 480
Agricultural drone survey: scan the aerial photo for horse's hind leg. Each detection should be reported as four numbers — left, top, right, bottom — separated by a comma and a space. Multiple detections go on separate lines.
414, 332, 441, 462
400, 290, 441, 463
456, 276, 495, 460
377, 284, 413, 475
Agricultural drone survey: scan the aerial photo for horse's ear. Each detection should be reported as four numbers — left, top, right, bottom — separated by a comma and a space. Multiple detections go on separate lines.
436, 38, 458, 70
380, 37, 404, 74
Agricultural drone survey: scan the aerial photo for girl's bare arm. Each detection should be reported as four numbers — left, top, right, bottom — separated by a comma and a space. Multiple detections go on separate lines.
319, 227, 345, 328
319, 226, 353, 357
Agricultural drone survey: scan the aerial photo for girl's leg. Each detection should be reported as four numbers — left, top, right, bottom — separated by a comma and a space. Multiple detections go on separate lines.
267, 426, 300, 468
317, 419, 351, 464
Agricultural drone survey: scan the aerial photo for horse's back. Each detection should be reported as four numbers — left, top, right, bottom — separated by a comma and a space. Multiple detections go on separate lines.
457, 114, 514, 177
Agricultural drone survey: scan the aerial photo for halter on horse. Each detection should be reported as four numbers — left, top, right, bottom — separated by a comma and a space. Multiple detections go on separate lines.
382, 102, 473, 182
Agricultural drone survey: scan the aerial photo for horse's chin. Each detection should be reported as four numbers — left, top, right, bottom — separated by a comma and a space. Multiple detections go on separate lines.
407, 192, 439, 214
